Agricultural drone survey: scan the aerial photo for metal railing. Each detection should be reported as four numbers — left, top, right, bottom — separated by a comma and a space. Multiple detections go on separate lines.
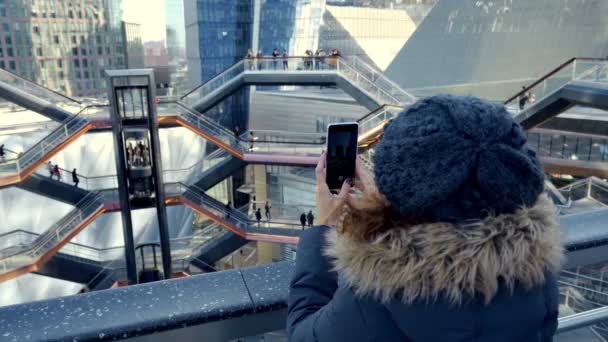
0, 192, 104, 274
504, 57, 608, 115
356, 104, 403, 138
180, 56, 415, 111
0, 66, 82, 109
559, 177, 608, 206
0, 105, 105, 179
30, 147, 231, 191
175, 103, 326, 156
526, 129, 608, 163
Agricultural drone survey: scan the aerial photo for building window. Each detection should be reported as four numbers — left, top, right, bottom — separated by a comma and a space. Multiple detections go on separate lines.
9, 60, 15, 70
71, 35, 76, 44
97, 46, 102, 55
7, 47, 12, 57
36, 47, 42, 56
0, 61, 4, 69
57, 60, 62, 68
58, 71, 64, 78
83, 59, 88, 67
72, 47, 78, 55
33, 26, 39, 34
83, 70, 89, 79
74, 59, 80, 67
54, 35, 59, 44
4, 36, 11, 44
81, 48, 86, 55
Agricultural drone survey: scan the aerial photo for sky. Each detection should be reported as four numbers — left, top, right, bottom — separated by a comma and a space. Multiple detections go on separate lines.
121, 0, 167, 42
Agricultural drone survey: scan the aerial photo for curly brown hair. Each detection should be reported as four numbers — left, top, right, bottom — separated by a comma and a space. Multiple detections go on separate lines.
338, 186, 415, 242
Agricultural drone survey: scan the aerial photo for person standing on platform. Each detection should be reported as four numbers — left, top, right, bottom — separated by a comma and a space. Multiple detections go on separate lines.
246, 49, 256, 70
225, 201, 232, 220
0, 144, 5, 160
256, 51, 263, 70
248, 131, 255, 152
282, 50, 289, 70
47, 161, 54, 177
265, 202, 272, 221
53, 164, 61, 181
72, 168, 79, 187
519, 86, 529, 110
318, 49, 326, 70
272, 48, 280, 69
307, 210, 314, 227
255, 208, 263, 226
300, 213, 307, 230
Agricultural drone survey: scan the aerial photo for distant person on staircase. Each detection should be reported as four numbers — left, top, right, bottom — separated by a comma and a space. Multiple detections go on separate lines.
307, 210, 314, 227
272, 48, 280, 69
282, 50, 289, 70
72, 168, 79, 187
256, 51, 263, 70
225, 201, 232, 219
265, 202, 272, 221
248, 131, 255, 151
305, 50, 313, 70
518, 86, 529, 110
255, 208, 262, 226
300, 213, 307, 230
0, 144, 4, 160
47, 161, 54, 177
53, 164, 61, 181
246, 49, 255, 70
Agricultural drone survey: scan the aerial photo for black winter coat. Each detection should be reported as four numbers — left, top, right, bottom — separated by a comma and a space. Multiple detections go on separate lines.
287, 195, 562, 342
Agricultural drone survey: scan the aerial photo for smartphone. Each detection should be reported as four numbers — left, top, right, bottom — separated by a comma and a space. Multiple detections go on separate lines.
326, 123, 359, 191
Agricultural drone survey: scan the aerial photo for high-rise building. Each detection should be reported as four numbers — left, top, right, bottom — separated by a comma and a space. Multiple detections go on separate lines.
122, 21, 144, 68
164, 0, 185, 61
0, 0, 126, 97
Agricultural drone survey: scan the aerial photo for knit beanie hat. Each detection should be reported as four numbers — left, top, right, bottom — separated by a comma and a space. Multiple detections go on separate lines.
372, 94, 545, 222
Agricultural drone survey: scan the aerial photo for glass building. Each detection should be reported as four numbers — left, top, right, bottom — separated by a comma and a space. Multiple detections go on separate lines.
0, 0, 126, 97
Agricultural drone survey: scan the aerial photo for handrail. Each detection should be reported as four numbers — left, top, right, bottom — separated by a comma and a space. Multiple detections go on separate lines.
504, 57, 608, 104
180, 60, 246, 100
356, 104, 403, 123
336, 59, 402, 105
344, 56, 416, 104
0, 103, 105, 170
557, 306, 608, 333
0, 67, 82, 105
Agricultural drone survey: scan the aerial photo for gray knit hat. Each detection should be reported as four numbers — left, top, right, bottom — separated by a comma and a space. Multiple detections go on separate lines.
373, 94, 545, 222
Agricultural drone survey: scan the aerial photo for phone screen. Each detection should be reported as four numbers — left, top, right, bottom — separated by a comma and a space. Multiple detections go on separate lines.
326, 123, 358, 191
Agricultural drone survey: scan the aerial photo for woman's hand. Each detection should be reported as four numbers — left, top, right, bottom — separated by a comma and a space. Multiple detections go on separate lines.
315, 152, 351, 227
348, 158, 386, 212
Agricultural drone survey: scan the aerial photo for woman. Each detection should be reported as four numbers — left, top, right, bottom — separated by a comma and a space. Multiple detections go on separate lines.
287, 95, 561, 341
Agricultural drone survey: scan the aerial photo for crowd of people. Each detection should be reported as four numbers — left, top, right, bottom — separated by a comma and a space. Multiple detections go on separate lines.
245, 48, 341, 71
126, 140, 151, 168
46, 161, 79, 187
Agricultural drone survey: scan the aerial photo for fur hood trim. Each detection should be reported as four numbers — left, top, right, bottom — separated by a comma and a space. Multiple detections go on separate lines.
324, 194, 563, 305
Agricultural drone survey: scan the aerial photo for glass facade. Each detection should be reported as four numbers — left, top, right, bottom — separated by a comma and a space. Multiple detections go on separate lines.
0, 0, 126, 97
